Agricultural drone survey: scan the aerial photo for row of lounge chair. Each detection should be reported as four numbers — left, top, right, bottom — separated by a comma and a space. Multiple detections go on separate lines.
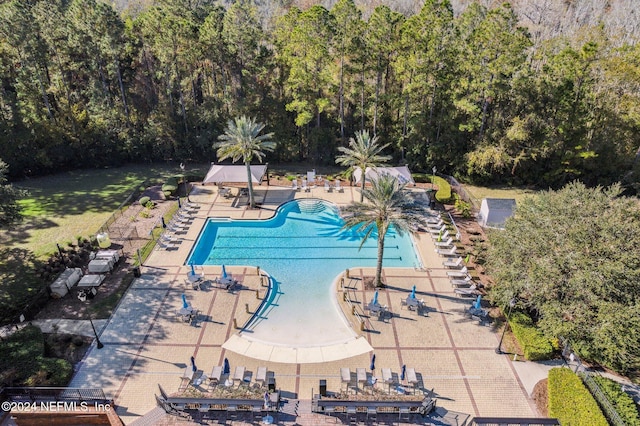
428, 214, 483, 299
157, 201, 201, 250
292, 178, 344, 193
181, 365, 273, 391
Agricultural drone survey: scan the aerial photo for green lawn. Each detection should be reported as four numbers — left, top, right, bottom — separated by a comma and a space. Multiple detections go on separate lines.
461, 184, 539, 207
3, 163, 206, 258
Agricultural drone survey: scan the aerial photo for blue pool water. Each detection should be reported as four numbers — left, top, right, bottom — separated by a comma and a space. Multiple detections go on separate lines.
188, 199, 421, 347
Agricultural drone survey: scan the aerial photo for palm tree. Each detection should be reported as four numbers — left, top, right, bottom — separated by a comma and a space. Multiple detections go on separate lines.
215, 116, 275, 209
335, 130, 391, 202
341, 174, 429, 287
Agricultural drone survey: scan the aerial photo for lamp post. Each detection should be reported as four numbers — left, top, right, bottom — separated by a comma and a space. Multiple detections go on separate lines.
495, 298, 516, 354
432, 166, 437, 190
89, 317, 104, 349
179, 162, 186, 199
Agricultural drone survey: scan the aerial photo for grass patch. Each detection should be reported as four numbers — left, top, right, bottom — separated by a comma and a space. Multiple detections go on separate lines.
0, 325, 72, 387
3, 163, 208, 259
462, 184, 538, 207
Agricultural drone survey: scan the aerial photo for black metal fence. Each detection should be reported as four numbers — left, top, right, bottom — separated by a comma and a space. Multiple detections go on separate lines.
560, 337, 626, 426
2, 387, 109, 403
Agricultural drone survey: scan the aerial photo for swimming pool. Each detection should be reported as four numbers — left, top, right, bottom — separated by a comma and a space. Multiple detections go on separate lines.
188, 199, 421, 347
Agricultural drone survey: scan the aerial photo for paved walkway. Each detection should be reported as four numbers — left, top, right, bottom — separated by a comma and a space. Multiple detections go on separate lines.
68, 183, 543, 424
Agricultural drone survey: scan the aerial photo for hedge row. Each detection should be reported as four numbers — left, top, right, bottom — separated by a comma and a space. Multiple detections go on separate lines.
548, 368, 608, 426
509, 311, 554, 361
411, 173, 452, 203
590, 375, 640, 426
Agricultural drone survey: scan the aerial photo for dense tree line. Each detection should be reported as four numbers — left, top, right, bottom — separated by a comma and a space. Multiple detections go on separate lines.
1, 0, 640, 191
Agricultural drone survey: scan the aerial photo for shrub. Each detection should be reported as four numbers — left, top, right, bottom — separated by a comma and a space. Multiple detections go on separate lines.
286, 175, 295, 181
589, 376, 640, 426
433, 176, 452, 203
139, 196, 151, 206
162, 176, 179, 196
549, 368, 608, 426
509, 312, 554, 361
454, 194, 472, 218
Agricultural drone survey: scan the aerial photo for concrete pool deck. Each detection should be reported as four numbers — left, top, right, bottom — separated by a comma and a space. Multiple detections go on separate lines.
69, 183, 543, 424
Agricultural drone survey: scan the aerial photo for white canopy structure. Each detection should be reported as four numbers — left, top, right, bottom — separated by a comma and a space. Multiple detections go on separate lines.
202, 164, 268, 184
478, 198, 516, 229
353, 166, 415, 186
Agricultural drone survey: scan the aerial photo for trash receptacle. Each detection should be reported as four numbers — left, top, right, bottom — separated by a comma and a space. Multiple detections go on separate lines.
268, 377, 276, 392
319, 379, 327, 396
133, 266, 141, 277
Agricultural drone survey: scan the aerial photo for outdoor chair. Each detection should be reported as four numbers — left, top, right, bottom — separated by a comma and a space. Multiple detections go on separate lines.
335, 179, 343, 192
432, 229, 450, 241
427, 219, 444, 228
450, 276, 473, 287
455, 285, 482, 297
324, 180, 331, 192
447, 266, 469, 278
437, 246, 458, 256
443, 257, 463, 268
429, 224, 447, 236
256, 367, 267, 387
434, 237, 454, 248
209, 366, 223, 388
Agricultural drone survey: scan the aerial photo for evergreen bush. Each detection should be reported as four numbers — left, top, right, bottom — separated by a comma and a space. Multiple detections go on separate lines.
548, 368, 608, 426
509, 311, 554, 360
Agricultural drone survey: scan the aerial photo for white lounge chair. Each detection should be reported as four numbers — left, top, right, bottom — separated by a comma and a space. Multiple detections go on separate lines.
450, 275, 473, 287
425, 214, 441, 223
335, 179, 343, 192
256, 366, 267, 386
436, 246, 457, 256
291, 180, 299, 191
307, 170, 316, 184
434, 237, 454, 248
443, 257, 463, 268
324, 180, 331, 192
427, 219, 444, 229
432, 229, 450, 241
455, 285, 482, 297
160, 234, 181, 244
301, 178, 309, 192
447, 266, 469, 278
167, 223, 189, 233
429, 224, 446, 235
